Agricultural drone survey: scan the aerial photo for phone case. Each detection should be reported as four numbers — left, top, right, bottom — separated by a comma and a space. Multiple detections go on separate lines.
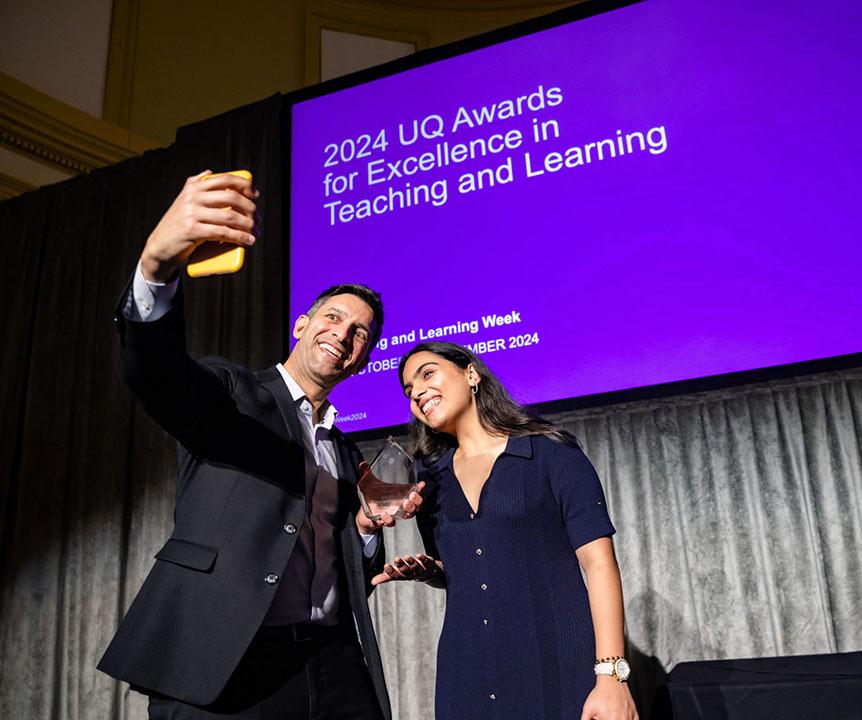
186, 170, 252, 278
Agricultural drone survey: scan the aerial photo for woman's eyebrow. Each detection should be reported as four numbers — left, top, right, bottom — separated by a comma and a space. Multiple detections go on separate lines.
409, 362, 438, 380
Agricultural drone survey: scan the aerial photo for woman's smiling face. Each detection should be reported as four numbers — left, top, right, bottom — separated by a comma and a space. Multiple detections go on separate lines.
401, 351, 477, 434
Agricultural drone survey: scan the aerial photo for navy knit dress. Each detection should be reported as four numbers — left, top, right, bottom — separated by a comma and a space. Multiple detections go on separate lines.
417, 435, 616, 720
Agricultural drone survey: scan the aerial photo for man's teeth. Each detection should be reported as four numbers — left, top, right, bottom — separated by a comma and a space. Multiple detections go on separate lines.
422, 397, 441, 415
320, 343, 344, 359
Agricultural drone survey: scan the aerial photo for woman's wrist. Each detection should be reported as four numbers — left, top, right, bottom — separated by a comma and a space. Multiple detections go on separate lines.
595, 674, 621, 686
421, 559, 446, 588
594, 655, 632, 683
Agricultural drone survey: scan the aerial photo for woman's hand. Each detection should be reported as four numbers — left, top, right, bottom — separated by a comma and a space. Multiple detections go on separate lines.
370, 554, 443, 587
580, 676, 638, 720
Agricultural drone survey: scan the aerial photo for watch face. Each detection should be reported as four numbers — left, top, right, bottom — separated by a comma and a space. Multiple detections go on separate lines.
614, 658, 631, 680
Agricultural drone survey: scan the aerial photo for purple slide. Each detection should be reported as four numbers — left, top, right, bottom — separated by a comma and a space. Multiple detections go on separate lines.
288, 0, 862, 432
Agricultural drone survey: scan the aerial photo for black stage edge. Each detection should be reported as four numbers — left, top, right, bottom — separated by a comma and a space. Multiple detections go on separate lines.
650, 651, 862, 720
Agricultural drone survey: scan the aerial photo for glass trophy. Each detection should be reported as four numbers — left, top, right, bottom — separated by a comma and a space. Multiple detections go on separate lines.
358, 437, 418, 521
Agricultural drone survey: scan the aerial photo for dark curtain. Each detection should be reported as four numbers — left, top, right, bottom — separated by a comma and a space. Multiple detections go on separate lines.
2, 91, 860, 720
0, 95, 283, 720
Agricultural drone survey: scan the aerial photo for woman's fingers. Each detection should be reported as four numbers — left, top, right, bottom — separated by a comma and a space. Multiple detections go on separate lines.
370, 571, 390, 586
388, 558, 411, 579
401, 556, 420, 575
374, 554, 440, 585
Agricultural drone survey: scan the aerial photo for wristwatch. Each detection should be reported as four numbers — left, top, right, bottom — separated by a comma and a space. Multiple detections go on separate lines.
594, 656, 631, 682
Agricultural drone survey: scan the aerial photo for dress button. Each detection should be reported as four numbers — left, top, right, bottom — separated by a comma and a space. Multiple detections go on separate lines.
475, 548, 483, 556
483, 619, 489, 626
469, 512, 475, 519
480, 583, 488, 591
264, 573, 279, 584
284, 523, 297, 534
489, 693, 496, 700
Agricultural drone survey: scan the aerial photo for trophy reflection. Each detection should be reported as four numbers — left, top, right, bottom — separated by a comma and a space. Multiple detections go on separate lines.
358, 437, 418, 521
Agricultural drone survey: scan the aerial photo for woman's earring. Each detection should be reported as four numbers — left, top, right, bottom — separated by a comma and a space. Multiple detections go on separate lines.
470, 384, 479, 396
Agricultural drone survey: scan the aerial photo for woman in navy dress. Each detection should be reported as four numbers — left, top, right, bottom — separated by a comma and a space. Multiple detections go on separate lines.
371, 342, 637, 720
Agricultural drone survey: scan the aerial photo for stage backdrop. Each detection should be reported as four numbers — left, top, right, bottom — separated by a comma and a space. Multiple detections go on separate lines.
1, 95, 860, 720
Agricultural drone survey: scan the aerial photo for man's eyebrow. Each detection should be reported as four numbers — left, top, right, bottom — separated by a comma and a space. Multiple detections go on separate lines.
325, 305, 371, 334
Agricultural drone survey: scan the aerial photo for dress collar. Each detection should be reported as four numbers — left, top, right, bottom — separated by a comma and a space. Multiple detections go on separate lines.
425, 434, 533, 476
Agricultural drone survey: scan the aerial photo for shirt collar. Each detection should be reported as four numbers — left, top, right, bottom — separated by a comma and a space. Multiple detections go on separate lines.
426, 435, 533, 476
276, 364, 338, 429
504, 435, 533, 458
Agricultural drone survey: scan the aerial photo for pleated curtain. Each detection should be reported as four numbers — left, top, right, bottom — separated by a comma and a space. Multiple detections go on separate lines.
364, 368, 862, 719
1, 92, 859, 718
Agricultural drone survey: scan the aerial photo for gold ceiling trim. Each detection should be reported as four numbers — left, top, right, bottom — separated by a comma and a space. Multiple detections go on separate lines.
0, 170, 36, 201
0, 71, 157, 176
103, 0, 140, 129
372, 0, 569, 10
323, 0, 571, 20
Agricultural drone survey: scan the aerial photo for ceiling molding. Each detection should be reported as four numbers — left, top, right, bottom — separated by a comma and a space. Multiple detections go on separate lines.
0, 170, 36, 201
372, 0, 569, 10
0, 71, 157, 175
301, 0, 573, 87
305, 9, 429, 86
103, 0, 140, 128
322, 0, 571, 21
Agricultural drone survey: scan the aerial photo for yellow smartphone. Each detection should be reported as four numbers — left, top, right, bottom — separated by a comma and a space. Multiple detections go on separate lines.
186, 170, 253, 278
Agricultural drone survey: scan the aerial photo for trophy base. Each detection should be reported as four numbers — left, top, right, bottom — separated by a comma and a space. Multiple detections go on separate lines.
359, 481, 418, 521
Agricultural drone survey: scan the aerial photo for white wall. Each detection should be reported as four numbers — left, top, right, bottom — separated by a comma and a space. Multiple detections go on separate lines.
0, 0, 113, 117
321, 29, 414, 82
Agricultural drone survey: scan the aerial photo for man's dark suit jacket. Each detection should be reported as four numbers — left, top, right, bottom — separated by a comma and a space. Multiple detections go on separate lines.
98, 287, 390, 718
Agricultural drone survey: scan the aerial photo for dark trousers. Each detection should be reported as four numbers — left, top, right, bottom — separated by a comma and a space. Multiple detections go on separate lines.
148, 623, 385, 720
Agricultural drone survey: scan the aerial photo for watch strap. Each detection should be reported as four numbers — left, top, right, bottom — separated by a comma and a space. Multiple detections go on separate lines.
594, 656, 630, 682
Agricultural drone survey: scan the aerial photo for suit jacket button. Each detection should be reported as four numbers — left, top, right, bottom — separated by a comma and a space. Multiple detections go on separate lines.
264, 573, 279, 584
284, 523, 297, 534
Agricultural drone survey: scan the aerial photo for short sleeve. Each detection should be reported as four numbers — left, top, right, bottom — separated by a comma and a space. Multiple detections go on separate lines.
545, 439, 615, 550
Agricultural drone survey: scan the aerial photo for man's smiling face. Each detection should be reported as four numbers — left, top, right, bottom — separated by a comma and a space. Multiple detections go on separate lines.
290, 293, 377, 389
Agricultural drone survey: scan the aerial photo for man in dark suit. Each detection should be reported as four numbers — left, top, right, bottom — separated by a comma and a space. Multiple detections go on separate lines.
98, 171, 421, 719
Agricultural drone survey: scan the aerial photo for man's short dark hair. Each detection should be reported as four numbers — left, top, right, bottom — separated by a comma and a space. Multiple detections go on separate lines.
307, 284, 384, 346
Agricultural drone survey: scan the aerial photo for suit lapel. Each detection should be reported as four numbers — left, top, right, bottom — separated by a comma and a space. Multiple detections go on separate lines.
333, 429, 365, 615
256, 366, 304, 443
258, 369, 361, 548
333, 428, 358, 486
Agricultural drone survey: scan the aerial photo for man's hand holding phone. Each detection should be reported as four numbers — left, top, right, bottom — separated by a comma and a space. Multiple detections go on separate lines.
140, 170, 258, 283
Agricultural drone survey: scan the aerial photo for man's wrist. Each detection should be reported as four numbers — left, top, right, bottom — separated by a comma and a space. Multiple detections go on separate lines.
140, 252, 179, 284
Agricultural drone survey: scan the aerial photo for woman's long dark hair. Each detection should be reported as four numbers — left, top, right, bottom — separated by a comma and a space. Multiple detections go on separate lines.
398, 341, 578, 462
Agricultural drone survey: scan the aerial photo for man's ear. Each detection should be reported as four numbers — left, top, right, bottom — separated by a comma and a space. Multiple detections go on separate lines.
293, 315, 309, 341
